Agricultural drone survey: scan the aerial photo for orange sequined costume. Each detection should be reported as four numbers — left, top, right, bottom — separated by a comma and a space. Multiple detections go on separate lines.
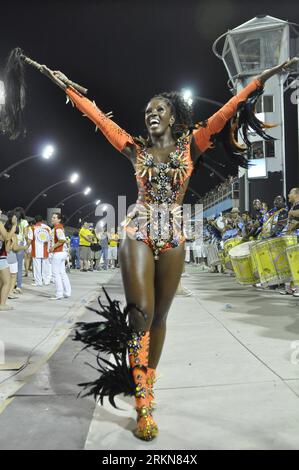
66, 78, 261, 259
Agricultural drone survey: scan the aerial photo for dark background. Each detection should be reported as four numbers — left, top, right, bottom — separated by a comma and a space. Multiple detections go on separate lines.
1, 0, 299, 223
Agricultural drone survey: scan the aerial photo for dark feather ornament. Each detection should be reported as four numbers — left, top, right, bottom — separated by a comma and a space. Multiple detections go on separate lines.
209, 85, 276, 169
73, 287, 145, 409
79, 352, 136, 408
1, 47, 26, 139
1, 46, 88, 139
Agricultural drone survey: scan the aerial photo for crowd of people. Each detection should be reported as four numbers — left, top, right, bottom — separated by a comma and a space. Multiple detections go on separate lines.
186, 187, 299, 297
72, 222, 120, 272
198, 175, 238, 208
1, 188, 298, 311
0, 207, 121, 311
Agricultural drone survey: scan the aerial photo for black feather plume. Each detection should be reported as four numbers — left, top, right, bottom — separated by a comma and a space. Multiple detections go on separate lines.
73, 287, 137, 408
209, 85, 275, 169
78, 353, 136, 408
1, 47, 26, 139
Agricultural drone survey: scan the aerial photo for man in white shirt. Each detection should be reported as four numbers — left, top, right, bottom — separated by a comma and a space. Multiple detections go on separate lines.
27, 215, 51, 287
49, 213, 71, 300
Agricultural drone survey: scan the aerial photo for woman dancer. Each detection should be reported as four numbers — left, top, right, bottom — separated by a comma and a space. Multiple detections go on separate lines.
3, 49, 297, 439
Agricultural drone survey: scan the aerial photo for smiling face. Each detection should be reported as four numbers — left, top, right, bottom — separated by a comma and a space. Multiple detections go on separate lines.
145, 97, 174, 139
274, 195, 285, 209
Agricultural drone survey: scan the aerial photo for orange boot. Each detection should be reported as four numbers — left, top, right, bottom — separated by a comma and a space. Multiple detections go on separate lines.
147, 368, 157, 412
128, 331, 159, 441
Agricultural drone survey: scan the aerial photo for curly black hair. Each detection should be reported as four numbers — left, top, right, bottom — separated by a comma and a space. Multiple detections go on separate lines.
135, 91, 196, 146
153, 91, 195, 139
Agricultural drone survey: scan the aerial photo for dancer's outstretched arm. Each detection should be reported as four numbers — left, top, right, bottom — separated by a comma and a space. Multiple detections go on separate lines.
40, 67, 136, 161
192, 57, 299, 156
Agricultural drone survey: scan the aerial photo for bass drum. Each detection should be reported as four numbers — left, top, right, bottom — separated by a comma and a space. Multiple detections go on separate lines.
223, 237, 243, 271
250, 237, 297, 287
229, 241, 257, 285
206, 244, 220, 267
286, 243, 299, 287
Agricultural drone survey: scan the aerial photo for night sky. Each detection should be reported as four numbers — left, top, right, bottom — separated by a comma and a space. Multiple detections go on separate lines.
1, 0, 299, 224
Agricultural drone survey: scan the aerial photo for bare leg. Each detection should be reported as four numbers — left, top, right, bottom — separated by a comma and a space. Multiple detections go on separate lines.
0, 268, 12, 307
119, 236, 155, 329
9, 273, 17, 296
119, 236, 158, 440
148, 243, 185, 369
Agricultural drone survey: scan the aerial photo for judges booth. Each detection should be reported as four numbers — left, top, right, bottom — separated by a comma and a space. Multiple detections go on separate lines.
213, 15, 299, 211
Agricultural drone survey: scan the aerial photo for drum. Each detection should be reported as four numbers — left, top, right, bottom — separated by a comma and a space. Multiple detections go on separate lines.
223, 237, 243, 255
206, 244, 220, 267
249, 241, 260, 281
286, 244, 299, 287
223, 237, 243, 271
250, 237, 297, 287
281, 234, 298, 248
229, 241, 257, 285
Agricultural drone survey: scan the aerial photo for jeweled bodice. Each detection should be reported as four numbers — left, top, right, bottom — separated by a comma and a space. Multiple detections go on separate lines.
134, 135, 193, 206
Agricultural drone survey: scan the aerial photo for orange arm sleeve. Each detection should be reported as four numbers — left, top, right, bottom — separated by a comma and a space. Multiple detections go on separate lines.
192, 78, 262, 153
66, 88, 136, 153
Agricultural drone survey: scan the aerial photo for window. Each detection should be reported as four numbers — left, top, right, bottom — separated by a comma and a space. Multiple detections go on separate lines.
265, 140, 275, 158
263, 95, 274, 113
251, 141, 264, 159
255, 95, 274, 113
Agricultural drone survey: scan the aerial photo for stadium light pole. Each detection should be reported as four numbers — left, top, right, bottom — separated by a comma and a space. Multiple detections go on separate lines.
0, 145, 55, 179
65, 199, 101, 225
55, 186, 92, 207
25, 172, 80, 214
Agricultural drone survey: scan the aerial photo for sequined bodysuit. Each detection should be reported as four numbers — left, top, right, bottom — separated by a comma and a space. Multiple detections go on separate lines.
66, 78, 261, 259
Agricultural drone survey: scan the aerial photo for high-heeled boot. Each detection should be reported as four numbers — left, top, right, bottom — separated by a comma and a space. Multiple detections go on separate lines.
147, 367, 157, 412
128, 331, 159, 441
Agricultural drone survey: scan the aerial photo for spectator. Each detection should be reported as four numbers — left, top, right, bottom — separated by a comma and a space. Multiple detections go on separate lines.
0, 213, 17, 311
27, 215, 52, 287
79, 222, 93, 272
49, 213, 71, 300
70, 231, 80, 269
108, 228, 119, 269
98, 227, 109, 270
24, 219, 34, 277
90, 228, 101, 271
5, 212, 30, 299
14, 207, 29, 294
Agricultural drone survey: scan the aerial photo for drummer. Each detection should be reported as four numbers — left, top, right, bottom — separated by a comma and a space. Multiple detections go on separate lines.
260, 195, 288, 239
247, 199, 269, 238
287, 188, 299, 238
240, 211, 254, 240
279, 188, 299, 297
221, 208, 242, 241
